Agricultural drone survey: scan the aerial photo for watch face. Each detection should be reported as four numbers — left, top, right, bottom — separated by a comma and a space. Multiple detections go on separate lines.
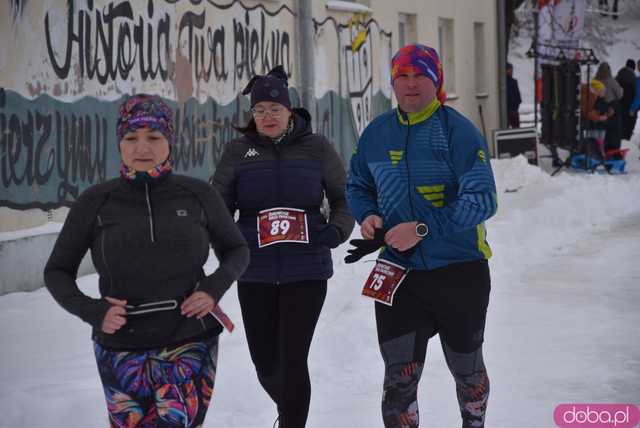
416, 223, 428, 237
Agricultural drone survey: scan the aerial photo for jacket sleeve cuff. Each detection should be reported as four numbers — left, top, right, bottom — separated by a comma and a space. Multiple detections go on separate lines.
359, 210, 381, 225
199, 268, 235, 303
80, 298, 112, 330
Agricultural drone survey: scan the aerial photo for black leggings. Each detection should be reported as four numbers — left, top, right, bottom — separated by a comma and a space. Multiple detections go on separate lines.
238, 280, 327, 428
375, 260, 491, 428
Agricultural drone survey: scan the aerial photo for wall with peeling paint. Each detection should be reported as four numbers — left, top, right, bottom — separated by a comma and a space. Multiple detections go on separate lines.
0, 0, 301, 231
0, 0, 499, 233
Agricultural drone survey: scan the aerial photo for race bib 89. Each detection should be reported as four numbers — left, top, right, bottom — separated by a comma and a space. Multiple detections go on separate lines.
258, 207, 309, 248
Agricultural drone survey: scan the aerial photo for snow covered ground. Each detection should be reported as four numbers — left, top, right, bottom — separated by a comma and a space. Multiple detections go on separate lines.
1, 127, 639, 427
4, 14, 640, 420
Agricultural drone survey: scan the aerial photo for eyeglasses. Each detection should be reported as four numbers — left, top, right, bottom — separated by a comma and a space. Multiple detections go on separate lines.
251, 107, 286, 119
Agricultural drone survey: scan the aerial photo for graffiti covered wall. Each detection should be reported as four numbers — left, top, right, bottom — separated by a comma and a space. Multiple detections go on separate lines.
1, 0, 297, 212
313, 14, 392, 163
0, 0, 392, 228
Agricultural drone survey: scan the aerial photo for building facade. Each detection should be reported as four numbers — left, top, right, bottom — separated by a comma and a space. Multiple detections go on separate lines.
0, 0, 500, 231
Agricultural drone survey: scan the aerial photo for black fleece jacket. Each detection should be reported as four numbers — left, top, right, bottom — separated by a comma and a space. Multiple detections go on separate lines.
44, 173, 249, 349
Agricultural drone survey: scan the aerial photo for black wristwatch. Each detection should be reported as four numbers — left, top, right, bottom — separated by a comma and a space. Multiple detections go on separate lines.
416, 222, 429, 238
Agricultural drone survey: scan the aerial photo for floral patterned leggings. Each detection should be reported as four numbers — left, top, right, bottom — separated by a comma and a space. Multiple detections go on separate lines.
94, 336, 218, 428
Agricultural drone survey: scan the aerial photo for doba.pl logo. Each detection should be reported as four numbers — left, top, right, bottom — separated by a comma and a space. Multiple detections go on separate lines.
554, 404, 640, 427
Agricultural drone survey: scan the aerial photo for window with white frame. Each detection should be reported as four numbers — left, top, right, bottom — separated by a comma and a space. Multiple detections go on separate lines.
325, 0, 372, 13
438, 17, 455, 95
474, 22, 487, 95
398, 13, 417, 49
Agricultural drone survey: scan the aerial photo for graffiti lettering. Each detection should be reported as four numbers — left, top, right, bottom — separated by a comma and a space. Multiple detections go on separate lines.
2, 2, 395, 211
233, 11, 292, 88
0, 93, 108, 205
54, 112, 108, 201
173, 98, 252, 171
178, 9, 291, 89
45, 1, 292, 88
0, 90, 255, 209
45, 1, 170, 83
178, 10, 229, 83
174, 106, 207, 171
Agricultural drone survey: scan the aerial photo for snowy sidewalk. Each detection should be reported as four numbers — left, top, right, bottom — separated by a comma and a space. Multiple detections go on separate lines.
0, 214, 638, 427
1, 148, 640, 427
486, 215, 640, 428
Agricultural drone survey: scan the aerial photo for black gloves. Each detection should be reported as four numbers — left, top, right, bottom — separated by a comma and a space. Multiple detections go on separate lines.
344, 227, 419, 264
314, 224, 343, 249
344, 228, 387, 264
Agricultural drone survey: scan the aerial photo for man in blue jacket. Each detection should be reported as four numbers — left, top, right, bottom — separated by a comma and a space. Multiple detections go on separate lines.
346, 44, 497, 428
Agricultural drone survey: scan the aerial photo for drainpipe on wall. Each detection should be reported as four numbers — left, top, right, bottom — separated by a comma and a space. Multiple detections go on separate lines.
497, 0, 507, 130
296, 0, 315, 114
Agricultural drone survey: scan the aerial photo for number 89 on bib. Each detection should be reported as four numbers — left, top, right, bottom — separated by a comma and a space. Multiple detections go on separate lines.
257, 207, 309, 248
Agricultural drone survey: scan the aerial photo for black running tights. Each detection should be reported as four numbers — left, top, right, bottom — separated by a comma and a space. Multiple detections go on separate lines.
238, 280, 327, 428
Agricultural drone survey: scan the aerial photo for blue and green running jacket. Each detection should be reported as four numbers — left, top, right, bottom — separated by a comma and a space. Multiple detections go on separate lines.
346, 101, 497, 270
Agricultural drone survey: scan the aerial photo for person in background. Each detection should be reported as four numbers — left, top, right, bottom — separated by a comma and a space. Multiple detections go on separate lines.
631, 59, 640, 116
581, 79, 612, 159
506, 62, 522, 128
616, 59, 638, 141
595, 62, 623, 153
632, 60, 640, 153
346, 43, 497, 428
599, 0, 619, 18
44, 94, 249, 427
212, 65, 354, 428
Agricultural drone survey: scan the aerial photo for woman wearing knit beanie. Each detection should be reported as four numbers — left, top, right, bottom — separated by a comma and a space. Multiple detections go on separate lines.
44, 94, 249, 427
212, 66, 355, 428
581, 79, 614, 159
